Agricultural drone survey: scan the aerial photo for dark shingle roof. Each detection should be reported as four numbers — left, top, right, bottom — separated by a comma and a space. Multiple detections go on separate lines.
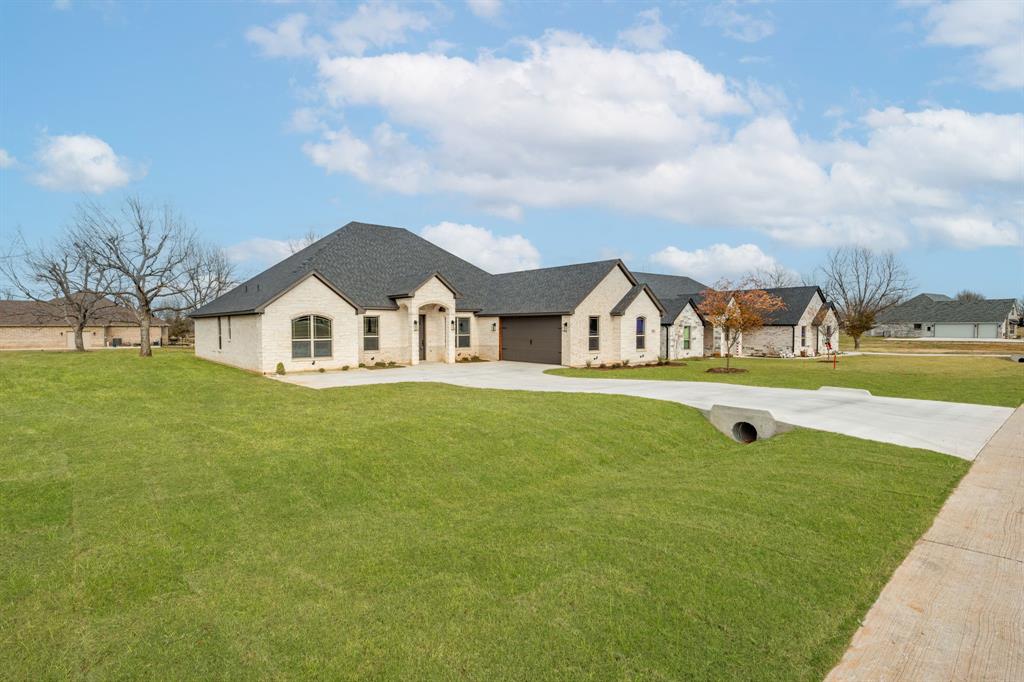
758, 286, 824, 325
633, 272, 709, 325
922, 293, 952, 302
0, 298, 166, 327
877, 295, 1017, 324
194, 222, 495, 317
610, 284, 665, 316
193, 222, 634, 319
481, 260, 630, 316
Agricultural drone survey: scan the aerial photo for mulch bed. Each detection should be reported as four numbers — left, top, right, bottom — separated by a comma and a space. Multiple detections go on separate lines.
706, 367, 749, 374
588, 362, 686, 370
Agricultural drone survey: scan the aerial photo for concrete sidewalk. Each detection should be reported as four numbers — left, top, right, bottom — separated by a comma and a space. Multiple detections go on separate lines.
274, 361, 1013, 459
826, 406, 1024, 681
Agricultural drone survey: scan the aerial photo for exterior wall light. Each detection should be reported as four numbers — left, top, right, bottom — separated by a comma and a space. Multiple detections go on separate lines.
563, 322, 568, 332
413, 319, 418, 331
491, 322, 497, 332
450, 319, 456, 330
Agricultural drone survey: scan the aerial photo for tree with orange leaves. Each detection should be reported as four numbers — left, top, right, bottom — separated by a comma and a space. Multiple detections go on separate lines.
697, 279, 786, 370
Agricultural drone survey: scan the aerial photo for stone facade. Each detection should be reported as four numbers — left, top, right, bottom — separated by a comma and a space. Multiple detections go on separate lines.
663, 304, 705, 360
615, 290, 662, 366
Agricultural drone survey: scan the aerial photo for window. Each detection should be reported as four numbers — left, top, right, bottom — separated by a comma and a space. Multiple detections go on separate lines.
227, 317, 232, 340
826, 325, 832, 340
217, 317, 222, 350
683, 325, 691, 350
363, 316, 379, 351
913, 323, 922, 330
456, 317, 471, 348
635, 317, 646, 350
800, 325, 807, 347
588, 316, 600, 351
292, 315, 332, 359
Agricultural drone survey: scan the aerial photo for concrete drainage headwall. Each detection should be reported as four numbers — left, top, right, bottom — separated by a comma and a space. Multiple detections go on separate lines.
706, 404, 793, 443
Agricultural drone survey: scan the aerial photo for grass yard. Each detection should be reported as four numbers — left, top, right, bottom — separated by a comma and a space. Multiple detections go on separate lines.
551, 354, 1023, 408
1, 351, 969, 680
840, 333, 1024, 354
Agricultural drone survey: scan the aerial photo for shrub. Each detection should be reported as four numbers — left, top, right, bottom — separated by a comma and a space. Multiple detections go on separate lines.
611, 362, 621, 369
387, 361, 396, 367
342, 365, 350, 371
622, 359, 630, 367
471, 355, 480, 362
358, 362, 366, 368
275, 362, 286, 375
318, 367, 325, 373
375, 361, 387, 368
599, 363, 607, 369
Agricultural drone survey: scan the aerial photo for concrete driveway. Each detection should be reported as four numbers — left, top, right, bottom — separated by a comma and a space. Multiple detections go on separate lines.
274, 361, 1013, 459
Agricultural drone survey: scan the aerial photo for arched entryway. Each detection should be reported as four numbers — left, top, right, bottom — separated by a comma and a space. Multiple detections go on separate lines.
412, 302, 454, 364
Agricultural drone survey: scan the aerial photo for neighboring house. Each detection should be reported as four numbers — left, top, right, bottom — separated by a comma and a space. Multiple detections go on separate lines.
191, 222, 838, 373
872, 294, 1020, 339
740, 286, 839, 357
191, 222, 664, 372
0, 298, 169, 350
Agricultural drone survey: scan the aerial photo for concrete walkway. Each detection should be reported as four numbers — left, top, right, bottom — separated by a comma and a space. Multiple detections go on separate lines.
826, 406, 1024, 681
274, 361, 1012, 459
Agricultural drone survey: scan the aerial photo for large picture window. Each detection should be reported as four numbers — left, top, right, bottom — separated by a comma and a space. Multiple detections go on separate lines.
292, 315, 332, 359
363, 316, 380, 351
588, 316, 600, 351
456, 317, 471, 348
635, 317, 646, 350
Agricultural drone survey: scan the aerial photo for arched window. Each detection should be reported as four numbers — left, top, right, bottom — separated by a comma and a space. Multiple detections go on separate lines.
292, 315, 332, 359
636, 316, 646, 350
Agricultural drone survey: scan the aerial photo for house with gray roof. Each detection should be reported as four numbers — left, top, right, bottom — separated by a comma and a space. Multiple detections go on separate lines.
192, 222, 665, 372
871, 294, 1020, 339
192, 221, 841, 373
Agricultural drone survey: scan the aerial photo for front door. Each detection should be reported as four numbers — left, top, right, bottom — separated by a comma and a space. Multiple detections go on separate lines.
418, 314, 427, 361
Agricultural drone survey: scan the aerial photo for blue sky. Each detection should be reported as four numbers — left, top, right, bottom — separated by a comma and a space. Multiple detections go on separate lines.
1, 0, 1021, 297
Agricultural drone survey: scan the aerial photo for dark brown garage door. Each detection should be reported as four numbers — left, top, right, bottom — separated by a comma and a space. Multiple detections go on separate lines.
500, 316, 562, 364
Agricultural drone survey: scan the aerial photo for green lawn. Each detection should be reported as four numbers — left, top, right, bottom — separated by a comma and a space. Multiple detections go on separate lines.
1, 351, 969, 680
550, 354, 1023, 407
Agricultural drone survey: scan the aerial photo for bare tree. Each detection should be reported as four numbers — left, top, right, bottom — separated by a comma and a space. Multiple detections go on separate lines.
955, 289, 985, 302
178, 243, 237, 312
746, 263, 799, 289
289, 228, 321, 254
816, 247, 912, 350
0, 231, 116, 351
166, 243, 237, 343
73, 196, 197, 357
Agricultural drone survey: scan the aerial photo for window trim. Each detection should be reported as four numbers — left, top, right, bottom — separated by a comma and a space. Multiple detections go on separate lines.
456, 316, 471, 349
635, 316, 646, 350
363, 315, 380, 351
588, 316, 600, 351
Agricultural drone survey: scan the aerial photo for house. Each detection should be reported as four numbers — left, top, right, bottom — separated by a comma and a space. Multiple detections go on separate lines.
739, 286, 839, 357
191, 222, 838, 373
0, 298, 169, 350
192, 222, 664, 372
871, 294, 1020, 339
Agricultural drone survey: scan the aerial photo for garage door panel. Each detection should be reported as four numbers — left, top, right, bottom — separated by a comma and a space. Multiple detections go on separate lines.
501, 316, 561, 364
934, 324, 974, 338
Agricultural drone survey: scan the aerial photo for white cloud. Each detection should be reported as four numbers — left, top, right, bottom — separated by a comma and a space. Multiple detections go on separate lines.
52, 0, 71, 10
287, 107, 324, 133
0, 149, 15, 169
651, 243, 781, 282
245, 3, 430, 59
246, 13, 313, 58
618, 8, 670, 50
257, 23, 1023, 251
224, 237, 293, 270
32, 134, 140, 193
466, 0, 501, 20
421, 222, 540, 272
704, 2, 775, 43
918, 0, 1024, 90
